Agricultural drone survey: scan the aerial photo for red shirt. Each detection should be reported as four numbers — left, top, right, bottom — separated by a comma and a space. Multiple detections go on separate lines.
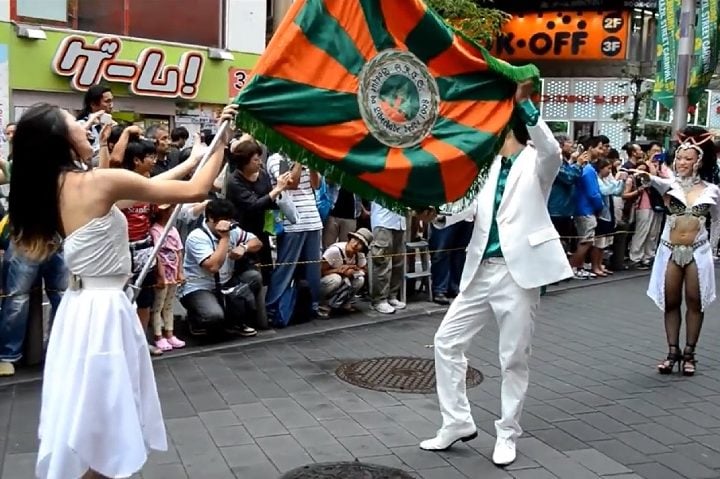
122, 203, 156, 242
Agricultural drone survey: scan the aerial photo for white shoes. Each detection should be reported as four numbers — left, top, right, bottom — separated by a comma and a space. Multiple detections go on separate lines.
492, 437, 517, 466
419, 425, 478, 451
388, 298, 406, 310
373, 301, 396, 314
420, 429, 517, 468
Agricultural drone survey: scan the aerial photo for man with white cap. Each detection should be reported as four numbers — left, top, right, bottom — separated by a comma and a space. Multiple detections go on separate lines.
319, 228, 373, 316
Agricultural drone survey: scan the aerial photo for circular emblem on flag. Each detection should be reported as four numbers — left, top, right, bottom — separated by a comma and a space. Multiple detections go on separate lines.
357, 49, 440, 148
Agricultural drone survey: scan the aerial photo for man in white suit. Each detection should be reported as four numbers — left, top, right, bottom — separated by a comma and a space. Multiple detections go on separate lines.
419, 81, 573, 466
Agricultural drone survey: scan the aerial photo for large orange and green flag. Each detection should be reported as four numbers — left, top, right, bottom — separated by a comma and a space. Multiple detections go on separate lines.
234, 0, 539, 210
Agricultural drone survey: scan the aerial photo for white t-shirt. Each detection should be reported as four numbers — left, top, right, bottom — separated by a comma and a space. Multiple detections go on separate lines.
323, 242, 367, 269
267, 153, 322, 233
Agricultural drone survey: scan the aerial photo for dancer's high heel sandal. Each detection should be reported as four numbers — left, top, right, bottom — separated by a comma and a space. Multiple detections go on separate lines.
657, 345, 681, 374
682, 344, 697, 376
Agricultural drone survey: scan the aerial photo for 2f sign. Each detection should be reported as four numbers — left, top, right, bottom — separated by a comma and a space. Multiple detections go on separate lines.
52, 36, 205, 99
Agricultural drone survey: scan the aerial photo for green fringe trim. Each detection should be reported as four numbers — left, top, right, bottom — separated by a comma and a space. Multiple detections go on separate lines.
235, 109, 415, 212
450, 26, 541, 89
234, 24, 540, 214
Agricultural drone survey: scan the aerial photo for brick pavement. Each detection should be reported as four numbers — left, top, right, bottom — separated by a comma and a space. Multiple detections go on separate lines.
3, 271, 720, 478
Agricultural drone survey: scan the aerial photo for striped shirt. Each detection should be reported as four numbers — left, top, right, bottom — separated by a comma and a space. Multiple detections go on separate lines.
267, 154, 322, 233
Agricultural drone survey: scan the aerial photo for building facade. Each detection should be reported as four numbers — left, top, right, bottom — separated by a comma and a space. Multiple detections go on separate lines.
492, 0, 658, 146
1, 0, 268, 137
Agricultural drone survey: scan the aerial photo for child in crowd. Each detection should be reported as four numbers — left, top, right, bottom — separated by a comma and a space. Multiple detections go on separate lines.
150, 204, 186, 351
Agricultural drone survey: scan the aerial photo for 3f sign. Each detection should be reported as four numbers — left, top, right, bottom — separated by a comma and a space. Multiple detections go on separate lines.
52, 36, 205, 99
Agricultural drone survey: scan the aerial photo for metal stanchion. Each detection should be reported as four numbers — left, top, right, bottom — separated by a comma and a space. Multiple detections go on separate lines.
127, 120, 230, 303
24, 281, 44, 366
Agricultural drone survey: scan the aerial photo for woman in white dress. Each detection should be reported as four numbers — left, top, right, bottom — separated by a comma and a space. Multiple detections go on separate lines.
8, 102, 237, 479
638, 129, 720, 377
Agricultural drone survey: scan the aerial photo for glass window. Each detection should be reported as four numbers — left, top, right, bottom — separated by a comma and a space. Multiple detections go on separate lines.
659, 104, 671, 123
75, 0, 222, 45
695, 91, 709, 126
16, 0, 67, 22
77, 0, 124, 35
128, 0, 221, 47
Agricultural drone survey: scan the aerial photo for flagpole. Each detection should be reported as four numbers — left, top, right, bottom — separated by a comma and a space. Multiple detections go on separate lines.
126, 120, 230, 303
672, 0, 697, 135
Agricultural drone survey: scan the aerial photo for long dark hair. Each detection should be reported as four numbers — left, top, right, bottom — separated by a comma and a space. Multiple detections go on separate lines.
9, 104, 79, 260
77, 85, 111, 120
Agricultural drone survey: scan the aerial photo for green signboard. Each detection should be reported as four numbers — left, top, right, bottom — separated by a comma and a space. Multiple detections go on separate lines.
0, 23, 259, 105
653, 0, 720, 110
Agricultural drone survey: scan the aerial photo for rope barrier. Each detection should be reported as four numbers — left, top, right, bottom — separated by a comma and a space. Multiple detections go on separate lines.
0, 228, 649, 299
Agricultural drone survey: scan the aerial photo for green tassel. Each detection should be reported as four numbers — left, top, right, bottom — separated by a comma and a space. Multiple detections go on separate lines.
235, 110, 415, 213
232, 25, 538, 214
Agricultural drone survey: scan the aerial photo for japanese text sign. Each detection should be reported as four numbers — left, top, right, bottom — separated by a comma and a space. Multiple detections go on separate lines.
52, 36, 205, 99
494, 12, 630, 61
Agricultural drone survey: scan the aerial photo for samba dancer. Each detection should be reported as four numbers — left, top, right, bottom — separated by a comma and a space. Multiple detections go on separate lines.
420, 81, 573, 466
637, 128, 720, 377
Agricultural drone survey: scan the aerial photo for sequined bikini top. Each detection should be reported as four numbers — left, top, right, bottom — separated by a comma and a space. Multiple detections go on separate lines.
667, 196, 712, 217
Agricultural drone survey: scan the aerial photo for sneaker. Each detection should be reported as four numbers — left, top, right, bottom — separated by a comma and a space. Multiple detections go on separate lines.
373, 301, 396, 314
240, 325, 257, 337
492, 438, 517, 466
0, 362, 15, 377
317, 305, 331, 319
388, 298, 407, 310
433, 293, 451, 305
148, 344, 164, 356
167, 336, 186, 349
155, 337, 173, 351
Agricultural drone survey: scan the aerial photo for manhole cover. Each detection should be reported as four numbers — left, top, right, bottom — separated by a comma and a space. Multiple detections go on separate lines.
279, 461, 415, 478
335, 356, 483, 394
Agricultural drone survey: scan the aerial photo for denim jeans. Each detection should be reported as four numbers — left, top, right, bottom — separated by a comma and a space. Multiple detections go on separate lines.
429, 221, 473, 296
0, 244, 68, 362
266, 230, 322, 320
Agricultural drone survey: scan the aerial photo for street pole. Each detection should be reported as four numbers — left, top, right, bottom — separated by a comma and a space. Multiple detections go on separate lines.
672, 0, 697, 135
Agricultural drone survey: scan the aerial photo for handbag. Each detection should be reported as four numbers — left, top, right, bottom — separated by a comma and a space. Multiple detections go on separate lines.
276, 191, 298, 224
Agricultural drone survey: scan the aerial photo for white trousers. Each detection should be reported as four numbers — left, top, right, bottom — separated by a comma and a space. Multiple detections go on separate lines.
433, 258, 539, 440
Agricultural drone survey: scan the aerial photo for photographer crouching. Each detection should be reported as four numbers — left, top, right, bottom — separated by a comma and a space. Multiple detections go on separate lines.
179, 199, 262, 337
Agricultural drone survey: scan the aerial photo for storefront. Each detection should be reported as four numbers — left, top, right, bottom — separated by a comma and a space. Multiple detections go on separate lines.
0, 23, 259, 137
496, 7, 656, 147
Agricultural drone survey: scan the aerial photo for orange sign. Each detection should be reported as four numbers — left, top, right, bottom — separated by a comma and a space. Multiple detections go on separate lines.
228, 67, 250, 99
495, 12, 629, 61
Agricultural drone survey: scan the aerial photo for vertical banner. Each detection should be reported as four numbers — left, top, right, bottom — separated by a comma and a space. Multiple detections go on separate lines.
653, 0, 720, 110
690, 0, 720, 106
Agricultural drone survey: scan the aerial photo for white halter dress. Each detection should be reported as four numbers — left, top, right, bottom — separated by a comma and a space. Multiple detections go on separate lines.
36, 206, 167, 479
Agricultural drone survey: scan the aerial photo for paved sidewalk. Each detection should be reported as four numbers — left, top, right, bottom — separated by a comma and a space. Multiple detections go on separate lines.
0, 269, 648, 388
6, 269, 720, 478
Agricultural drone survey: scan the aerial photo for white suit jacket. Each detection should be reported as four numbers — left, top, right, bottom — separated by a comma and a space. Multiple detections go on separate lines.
460, 119, 574, 291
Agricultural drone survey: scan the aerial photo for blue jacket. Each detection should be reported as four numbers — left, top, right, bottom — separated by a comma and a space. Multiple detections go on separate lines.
548, 161, 581, 217
574, 166, 604, 217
